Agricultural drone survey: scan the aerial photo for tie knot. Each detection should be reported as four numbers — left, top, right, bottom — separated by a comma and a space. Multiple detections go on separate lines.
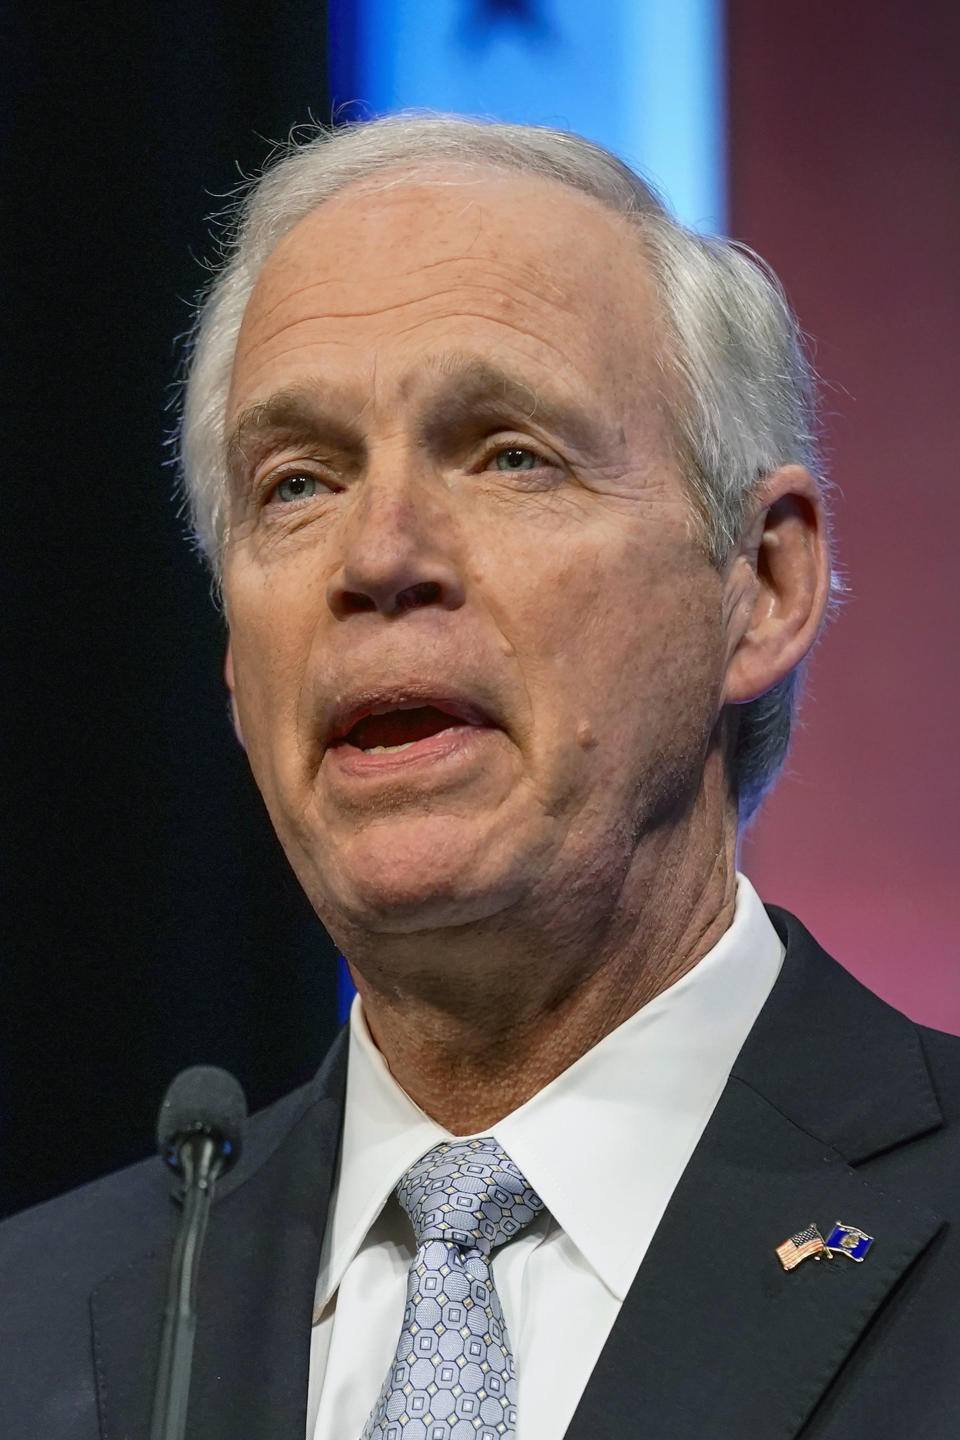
397, 1137, 544, 1256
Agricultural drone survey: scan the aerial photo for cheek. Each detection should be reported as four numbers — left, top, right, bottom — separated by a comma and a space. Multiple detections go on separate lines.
225, 583, 319, 761
483, 525, 696, 674
500, 535, 725, 757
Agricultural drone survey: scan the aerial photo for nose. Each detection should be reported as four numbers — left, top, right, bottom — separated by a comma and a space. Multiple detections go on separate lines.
326, 466, 466, 619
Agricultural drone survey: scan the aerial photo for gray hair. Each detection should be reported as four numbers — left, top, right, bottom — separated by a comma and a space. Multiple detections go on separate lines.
178, 113, 826, 821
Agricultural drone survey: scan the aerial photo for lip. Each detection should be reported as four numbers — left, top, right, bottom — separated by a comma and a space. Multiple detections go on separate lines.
325, 687, 498, 749
325, 718, 498, 780
320, 683, 504, 789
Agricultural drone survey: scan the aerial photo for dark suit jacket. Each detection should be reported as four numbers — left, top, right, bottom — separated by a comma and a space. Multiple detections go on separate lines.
2, 908, 959, 1439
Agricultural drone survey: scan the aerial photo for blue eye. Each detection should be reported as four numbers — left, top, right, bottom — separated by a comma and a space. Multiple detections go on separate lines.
274, 474, 319, 503
493, 448, 539, 472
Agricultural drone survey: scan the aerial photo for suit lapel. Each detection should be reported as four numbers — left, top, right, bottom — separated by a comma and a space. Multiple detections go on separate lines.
91, 1032, 348, 1440
565, 911, 944, 1440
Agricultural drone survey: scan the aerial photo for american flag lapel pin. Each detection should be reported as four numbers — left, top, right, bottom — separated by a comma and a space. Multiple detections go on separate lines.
776, 1223, 831, 1271
824, 1221, 875, 1261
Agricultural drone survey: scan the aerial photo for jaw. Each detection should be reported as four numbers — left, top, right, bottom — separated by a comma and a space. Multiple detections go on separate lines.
286, 797, 542, 936
260, 694, 726, 943
248, 723, 531, 934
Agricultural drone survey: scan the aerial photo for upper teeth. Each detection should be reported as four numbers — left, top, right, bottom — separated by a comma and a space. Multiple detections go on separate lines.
362, 741, 417, 754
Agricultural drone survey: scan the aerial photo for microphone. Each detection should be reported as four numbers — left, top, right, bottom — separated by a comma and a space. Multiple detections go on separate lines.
150, 1066, 248, 1440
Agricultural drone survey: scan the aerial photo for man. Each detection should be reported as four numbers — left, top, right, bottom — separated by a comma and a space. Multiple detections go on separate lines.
2, 115, 958, 1439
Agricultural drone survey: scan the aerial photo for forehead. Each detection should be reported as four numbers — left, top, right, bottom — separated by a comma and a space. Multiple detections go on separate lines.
229, 166, 665, 415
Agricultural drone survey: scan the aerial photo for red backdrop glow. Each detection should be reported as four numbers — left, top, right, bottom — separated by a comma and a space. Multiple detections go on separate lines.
730, 1, 960, 1031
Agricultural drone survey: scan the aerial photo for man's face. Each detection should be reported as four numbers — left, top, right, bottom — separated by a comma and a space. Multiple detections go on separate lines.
222, 169, 733, 943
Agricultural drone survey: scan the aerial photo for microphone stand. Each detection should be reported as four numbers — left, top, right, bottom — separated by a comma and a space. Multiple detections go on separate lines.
150, 1134, 225, 1440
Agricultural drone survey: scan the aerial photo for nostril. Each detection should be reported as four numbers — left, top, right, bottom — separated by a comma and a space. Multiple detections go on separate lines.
331, 577, 454, 618
341, 591, 378, 614
395, 581, 442, 612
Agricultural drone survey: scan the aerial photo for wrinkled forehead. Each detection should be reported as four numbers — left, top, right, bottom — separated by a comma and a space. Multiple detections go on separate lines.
230, 164, 668, 410
249, 161, 656, 299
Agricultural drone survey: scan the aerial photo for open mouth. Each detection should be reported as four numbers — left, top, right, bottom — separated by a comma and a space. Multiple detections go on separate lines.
332, 704, 482, 755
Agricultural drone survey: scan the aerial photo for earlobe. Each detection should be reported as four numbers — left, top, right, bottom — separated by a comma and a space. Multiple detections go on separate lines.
224, 643, 245, 749
722, 465, 831, 706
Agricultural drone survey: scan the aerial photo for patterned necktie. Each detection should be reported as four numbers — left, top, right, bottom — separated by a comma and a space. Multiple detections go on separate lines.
360, 1136, 544, 1440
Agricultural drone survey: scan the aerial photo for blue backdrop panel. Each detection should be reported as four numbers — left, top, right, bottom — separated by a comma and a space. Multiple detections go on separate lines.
328, 0, 725, 231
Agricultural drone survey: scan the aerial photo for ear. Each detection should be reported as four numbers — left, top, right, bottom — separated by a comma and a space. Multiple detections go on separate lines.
224, 641, 245, 748
722, 465, 832, 705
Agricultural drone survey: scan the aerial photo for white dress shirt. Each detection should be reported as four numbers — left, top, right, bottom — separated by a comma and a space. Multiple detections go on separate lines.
307, 874, 783, 1440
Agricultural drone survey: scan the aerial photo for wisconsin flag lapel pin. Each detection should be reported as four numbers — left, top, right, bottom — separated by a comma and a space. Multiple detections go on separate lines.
825, 1221, 875, 1261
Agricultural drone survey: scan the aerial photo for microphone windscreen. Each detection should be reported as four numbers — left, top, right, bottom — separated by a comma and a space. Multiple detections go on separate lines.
156, 1065, 248, 1175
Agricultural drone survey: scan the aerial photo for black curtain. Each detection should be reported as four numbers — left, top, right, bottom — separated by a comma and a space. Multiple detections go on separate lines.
1, 2, 341, 1219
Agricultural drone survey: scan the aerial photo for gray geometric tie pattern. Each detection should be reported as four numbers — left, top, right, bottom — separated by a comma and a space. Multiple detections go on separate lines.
360, 1136, 544, 1440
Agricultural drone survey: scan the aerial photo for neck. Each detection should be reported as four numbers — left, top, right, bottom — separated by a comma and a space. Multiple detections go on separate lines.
342, 792, 741, 1135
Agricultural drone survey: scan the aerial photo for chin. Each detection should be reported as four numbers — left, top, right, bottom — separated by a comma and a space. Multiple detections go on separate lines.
306, 816, 523, 936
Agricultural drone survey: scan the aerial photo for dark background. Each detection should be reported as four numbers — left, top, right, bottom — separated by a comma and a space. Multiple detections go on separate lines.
1, 2, 340, 1219
3, 2, 958, 1220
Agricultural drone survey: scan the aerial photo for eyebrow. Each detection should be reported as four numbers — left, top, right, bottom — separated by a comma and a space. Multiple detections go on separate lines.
413, 355, 601, 456
225, 389, 359, 485
225, 354, 605, 483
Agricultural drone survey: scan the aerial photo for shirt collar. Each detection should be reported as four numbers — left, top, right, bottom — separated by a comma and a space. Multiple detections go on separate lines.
314, 1006, 448, 1314
316, 874, 783, 1310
